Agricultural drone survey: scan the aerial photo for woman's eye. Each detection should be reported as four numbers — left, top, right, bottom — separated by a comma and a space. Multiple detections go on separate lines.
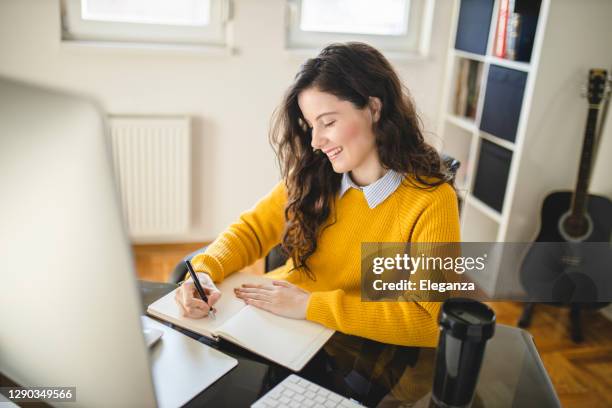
324, 121, 336, 128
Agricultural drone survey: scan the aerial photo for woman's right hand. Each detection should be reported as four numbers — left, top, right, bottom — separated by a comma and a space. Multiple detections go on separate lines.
174, 272, 221, 319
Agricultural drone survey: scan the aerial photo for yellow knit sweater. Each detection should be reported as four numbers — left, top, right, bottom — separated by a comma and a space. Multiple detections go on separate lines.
191, 176, 460, 347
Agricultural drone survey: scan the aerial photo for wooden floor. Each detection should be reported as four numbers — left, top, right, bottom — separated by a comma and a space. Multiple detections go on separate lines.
134, 243, 612, 408
133, 242, 264, 282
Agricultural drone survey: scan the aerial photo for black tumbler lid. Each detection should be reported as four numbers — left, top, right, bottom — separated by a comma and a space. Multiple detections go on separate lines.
439, 298, 496, 340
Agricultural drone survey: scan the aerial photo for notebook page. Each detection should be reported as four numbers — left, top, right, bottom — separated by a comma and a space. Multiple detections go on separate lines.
216, 305, 334, 371
147, 272, 277, 338
146, 287, 241, 337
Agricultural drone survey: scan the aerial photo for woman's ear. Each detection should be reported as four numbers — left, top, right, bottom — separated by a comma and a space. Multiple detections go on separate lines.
368, 96, 382, 123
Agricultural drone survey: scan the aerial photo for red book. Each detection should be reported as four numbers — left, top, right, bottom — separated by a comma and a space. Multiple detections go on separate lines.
494, 0, 510, 58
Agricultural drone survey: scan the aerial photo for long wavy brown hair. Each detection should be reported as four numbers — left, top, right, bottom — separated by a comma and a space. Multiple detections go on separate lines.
269, 42, 453, 280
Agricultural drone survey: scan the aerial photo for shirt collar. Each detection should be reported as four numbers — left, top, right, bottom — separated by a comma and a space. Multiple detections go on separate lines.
339, 169, 404, 209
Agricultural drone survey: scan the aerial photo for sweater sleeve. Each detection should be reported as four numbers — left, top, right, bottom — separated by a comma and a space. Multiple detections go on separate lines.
190, 180, 288, 283
306, 183, 460, 347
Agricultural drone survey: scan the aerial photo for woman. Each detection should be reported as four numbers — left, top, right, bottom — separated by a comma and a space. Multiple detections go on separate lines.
175, 42, 460, 347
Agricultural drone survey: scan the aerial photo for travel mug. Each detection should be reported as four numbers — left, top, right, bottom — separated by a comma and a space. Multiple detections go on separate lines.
430, 298, 496, 408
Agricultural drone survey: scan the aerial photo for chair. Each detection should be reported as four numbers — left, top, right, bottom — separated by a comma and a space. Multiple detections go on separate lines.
168, 155, 460, 284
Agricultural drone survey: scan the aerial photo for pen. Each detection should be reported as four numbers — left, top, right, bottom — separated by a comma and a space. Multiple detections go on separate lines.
184, 260, 216, 319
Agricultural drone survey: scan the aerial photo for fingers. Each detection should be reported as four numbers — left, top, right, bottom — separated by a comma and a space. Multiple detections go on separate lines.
185, 306, 208, 318
175, 283, 212, 318
207, 290, 222, 307
189, 297, 210, 310
236, 287, 273, 295
181, 282, 210, 306
240, 283, 275, 291
175, 296, 208, 318
234, 284, 274, 303
234, 288, 271, 302
234, 281, 291, 303
180, 282, 197, 307
244, 298, 274, 313
202, 285, 222, 306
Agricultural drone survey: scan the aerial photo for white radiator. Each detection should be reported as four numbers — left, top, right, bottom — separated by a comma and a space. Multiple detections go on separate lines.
108, 116, 191, 239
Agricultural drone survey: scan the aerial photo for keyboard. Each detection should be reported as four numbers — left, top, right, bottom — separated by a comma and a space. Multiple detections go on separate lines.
251, 374, 363, 407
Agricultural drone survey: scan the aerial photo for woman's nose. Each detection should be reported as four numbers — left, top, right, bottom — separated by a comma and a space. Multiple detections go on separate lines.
310, 127, 326, 150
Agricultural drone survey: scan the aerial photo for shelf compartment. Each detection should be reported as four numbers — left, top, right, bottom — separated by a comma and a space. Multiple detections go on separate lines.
441, 121, 474, 193
446, 113, 477, 133
461, 197, 500, 242
479, 65, 527, 142
491, 0, 542, 63
472, 139, 512, 213
466, 193, 502, 223
454, 0, 495, 56
451, 57, 485, 121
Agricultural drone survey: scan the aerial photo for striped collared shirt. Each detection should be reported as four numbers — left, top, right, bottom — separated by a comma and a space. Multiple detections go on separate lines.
339, 169, 404, 209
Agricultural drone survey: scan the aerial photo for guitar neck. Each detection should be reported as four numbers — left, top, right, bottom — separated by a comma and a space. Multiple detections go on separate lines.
570, 106, 599, 218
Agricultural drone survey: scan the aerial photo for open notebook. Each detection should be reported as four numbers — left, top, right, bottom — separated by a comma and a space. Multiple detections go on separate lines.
146, 272, 335, 372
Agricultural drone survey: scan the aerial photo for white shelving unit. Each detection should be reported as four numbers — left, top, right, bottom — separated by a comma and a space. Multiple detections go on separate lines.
436, 0, 612, 293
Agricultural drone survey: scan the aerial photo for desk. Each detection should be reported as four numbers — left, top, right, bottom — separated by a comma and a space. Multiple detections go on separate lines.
141, 281, 560, 407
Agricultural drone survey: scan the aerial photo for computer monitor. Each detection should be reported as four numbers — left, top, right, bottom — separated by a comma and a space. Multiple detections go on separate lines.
0, 77, 157, 407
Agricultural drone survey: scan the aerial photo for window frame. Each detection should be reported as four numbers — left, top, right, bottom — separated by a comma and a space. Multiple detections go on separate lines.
284, 0, 435, 57
60, 0, 232, 47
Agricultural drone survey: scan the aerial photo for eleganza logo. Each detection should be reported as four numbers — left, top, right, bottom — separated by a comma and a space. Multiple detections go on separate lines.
360, 242, 612, 302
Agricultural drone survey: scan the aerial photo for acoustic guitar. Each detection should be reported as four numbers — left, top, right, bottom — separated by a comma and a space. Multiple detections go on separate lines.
520, 69, 612, 307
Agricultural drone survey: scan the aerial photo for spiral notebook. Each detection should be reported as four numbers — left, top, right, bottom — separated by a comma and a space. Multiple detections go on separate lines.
146, 271, 335, 371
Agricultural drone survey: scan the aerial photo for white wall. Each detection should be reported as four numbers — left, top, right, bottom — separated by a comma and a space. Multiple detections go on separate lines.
591, 103, 612, 198
0, 0, 454, 242
593, 111, 612, 320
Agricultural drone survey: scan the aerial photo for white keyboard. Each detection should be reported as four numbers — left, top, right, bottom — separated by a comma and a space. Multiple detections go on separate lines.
251, 374, 362, 408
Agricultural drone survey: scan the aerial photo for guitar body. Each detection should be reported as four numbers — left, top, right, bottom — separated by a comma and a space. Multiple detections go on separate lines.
535, 191, 612, 242
520, 191, 612, 302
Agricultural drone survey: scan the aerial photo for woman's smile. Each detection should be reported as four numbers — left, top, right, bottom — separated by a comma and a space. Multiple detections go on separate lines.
324, 146, 343, 160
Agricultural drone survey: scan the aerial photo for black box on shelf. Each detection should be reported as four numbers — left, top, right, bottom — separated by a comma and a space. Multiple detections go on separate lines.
472, 139, 512, 212
455, 0, 495, 55
480, 65, 527, 142
505, 12, 539, 62
512, 0, 542, 62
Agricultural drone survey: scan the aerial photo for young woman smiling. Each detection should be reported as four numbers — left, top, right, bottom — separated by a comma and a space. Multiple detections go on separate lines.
175, 42, 460, 347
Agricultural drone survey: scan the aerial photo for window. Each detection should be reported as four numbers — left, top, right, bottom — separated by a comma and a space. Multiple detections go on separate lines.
61, 0, 232, 47
286, 0, 435, 57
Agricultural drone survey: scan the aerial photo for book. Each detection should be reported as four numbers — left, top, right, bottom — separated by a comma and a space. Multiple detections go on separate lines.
465, 60, 479, 118
454, 58, 482, 119
455, 59, 469, 117
147, 271, 335, 372
471, 60, 484, 118
505, 12, 521, 61
494, 0, 510, 58
453, 59, 464, 115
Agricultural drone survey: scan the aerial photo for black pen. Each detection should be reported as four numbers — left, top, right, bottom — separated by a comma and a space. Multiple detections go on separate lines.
185, 260, 216, 319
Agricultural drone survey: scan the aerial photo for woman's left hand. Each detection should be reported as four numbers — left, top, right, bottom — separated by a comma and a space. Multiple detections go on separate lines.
234, 280, 311, 319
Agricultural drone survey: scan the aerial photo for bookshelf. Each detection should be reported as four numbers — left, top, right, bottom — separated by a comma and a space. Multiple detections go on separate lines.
436, 0, 612, 293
